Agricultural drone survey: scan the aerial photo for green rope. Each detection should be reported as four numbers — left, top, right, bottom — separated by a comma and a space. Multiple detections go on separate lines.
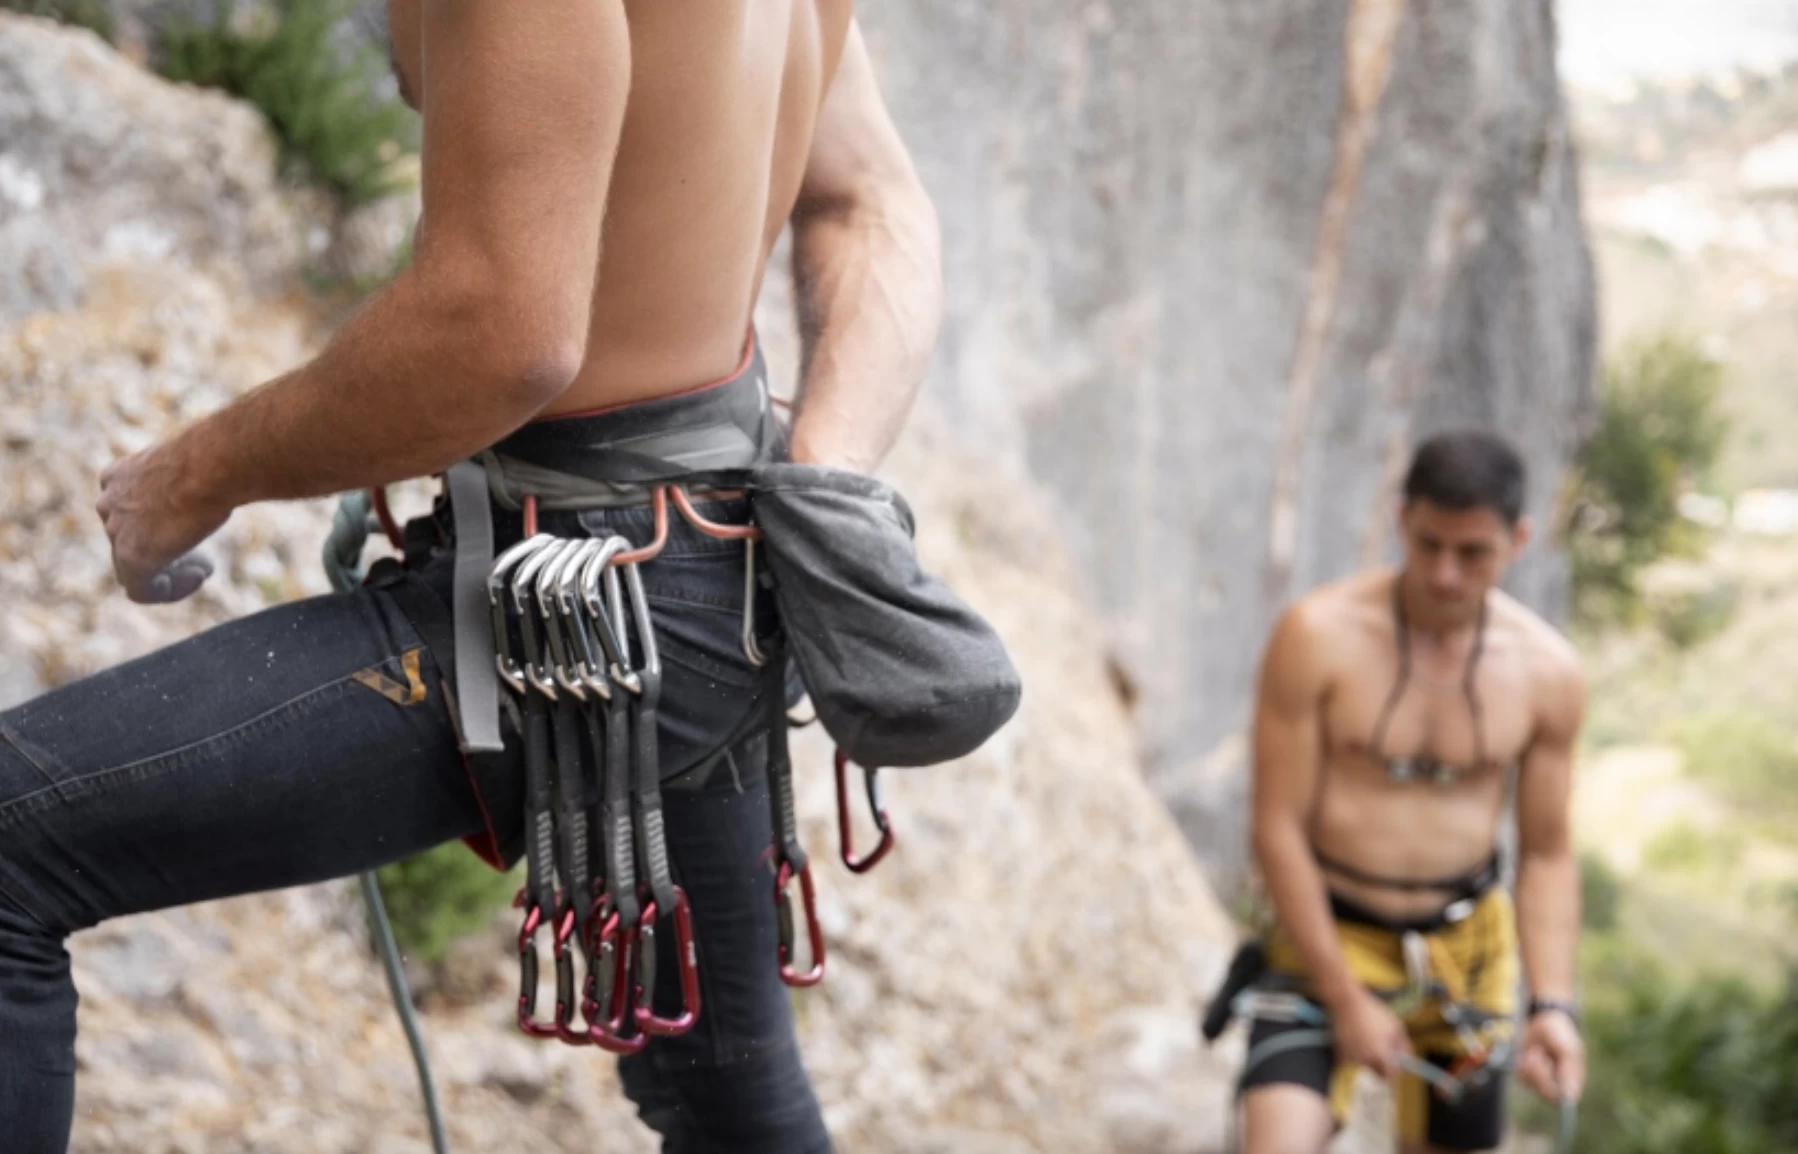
1556, 1095, 1579, 1154
324, 491, 451, 1154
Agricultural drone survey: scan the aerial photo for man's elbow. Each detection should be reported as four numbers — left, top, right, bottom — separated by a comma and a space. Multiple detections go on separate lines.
798, 163, 936, 241
410, 252, 589, 411
453, 289, 587, 412
1518, 834, 1575, 868
1250, 813, 1295, 872
495, 333, 585, 408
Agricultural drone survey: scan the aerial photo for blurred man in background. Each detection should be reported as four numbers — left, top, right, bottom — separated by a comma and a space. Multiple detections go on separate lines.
1238, 430, 1586, 1153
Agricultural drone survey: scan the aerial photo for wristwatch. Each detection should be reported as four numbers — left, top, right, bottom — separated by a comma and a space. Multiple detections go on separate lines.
1527, 996, 1581, 1026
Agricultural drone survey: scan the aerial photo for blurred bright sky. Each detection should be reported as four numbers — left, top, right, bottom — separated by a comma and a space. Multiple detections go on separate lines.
1559, 0, 1798, 90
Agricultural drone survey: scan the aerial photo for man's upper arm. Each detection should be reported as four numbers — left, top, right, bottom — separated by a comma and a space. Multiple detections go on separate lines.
412, 0, 631, 381
795, 21, 925, 216
1517, 648, 1586, 858
1252, 605, 1329, 839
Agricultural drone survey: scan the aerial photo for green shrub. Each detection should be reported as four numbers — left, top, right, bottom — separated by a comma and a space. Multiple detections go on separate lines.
1581, 851, 1624, 933
1641, 820, 1740, 874
1568, 335, 1729, 627
374, 842, 518, 966
1673, 710, 1798, 825
158, 0, 417, 206
1569, 952, 1798, 1154
1647, 577, 1741, 650
0, 0, 115, 40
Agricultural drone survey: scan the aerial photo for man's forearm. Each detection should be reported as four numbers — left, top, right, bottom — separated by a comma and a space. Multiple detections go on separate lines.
1516, 848, 1581, 1002
787, 183, 941, 473
167, 266, 573, 511
1255, 820, 1361, 1009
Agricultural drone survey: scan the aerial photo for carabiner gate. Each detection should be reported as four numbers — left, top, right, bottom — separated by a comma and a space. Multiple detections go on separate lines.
775, 860, 826, 988
515, 902, 560, 1039
835, 749, 896, 874
634, 888, 702, 1036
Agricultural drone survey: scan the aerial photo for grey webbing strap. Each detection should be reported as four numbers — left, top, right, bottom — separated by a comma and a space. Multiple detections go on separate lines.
448, 461, 504, 752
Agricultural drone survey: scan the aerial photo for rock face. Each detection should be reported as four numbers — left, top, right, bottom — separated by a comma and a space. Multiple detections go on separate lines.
855, 0, 1598, 882
0, 14, 322, 329
1, 13, 1240, 1153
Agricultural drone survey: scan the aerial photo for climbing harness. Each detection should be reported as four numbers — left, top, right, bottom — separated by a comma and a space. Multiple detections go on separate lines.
1203, 901, 1579, 1154
310, 337, 1016, 1149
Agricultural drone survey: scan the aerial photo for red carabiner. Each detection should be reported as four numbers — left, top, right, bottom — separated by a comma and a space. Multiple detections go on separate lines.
583, 906, 645, 1054
634, 889, 702, 1036
515, 903, 560, 1039
775, 860, 826, 987
551, 904, 593, 1047
835, 749, 895, 874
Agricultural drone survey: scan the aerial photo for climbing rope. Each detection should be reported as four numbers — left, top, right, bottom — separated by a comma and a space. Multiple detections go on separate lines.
323, 489, 451, 1154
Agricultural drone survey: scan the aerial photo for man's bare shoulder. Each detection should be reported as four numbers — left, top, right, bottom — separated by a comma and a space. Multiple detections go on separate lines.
1489, 591, 1586, 742
1263, 571, 1390, 685
1489, 589, 1583, 684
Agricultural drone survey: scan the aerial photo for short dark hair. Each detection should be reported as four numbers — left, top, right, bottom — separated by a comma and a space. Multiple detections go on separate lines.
1402, 429, 1527, 525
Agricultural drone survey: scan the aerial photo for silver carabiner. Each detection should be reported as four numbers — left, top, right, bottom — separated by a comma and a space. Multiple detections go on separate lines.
742, 537, 767, 668
567, 536, 631, 700
536, 540, 591, 702
488, 534, 558, 695
602, 562, 643, 695
513, 537, 575, 699
619, 561, 661, 687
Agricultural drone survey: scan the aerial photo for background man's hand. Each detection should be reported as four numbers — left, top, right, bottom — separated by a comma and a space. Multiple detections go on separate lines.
1331, 987, 1412, 1079
96, 447, 226, 604
1518, 1009, 1586, 1103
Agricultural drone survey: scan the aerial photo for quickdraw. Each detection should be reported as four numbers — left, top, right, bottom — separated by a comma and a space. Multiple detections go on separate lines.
486, 484, 912, 1044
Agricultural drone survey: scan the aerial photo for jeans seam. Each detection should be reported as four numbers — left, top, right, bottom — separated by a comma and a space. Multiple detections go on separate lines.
0, 672, 366, 829
0, 726, 58, 791
0, 871, 53, 934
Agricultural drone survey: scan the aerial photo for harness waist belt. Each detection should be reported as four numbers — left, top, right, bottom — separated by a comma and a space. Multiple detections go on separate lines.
446, 338, 778, 758
1323, 853, 1502, 935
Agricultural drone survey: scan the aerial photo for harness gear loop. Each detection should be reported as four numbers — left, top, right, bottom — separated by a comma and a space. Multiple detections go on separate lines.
835, 749, 895, 874
615, 486, 672, 566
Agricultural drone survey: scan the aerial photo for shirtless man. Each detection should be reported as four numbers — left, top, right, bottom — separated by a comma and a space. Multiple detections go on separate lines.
1240, 430, 1586, 1153
1, 3, 939, 1150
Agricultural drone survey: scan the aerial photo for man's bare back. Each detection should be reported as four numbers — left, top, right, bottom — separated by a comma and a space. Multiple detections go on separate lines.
1287, 567, 1578, 922
563, 0, 853, 406
389, 0, 853, 409
99, 0, 939, 602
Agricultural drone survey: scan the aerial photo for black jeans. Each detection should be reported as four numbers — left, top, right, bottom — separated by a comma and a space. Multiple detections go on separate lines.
0, 496, 831, 1154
